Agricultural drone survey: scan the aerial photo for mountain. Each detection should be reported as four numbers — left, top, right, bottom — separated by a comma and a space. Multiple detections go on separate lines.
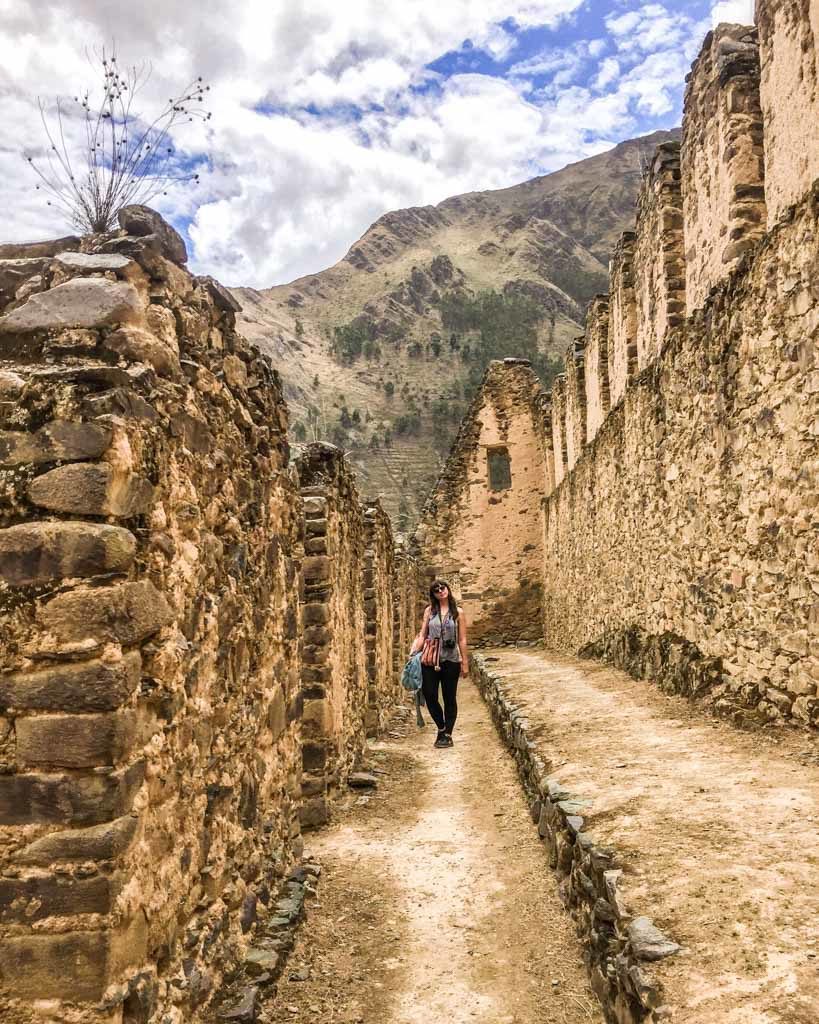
233, 128, 679, 528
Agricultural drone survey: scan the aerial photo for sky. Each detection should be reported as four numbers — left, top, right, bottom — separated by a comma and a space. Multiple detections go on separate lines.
0, 0, 754, 287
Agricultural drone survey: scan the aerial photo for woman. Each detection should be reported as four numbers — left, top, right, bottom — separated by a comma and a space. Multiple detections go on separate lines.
412, 580, 469, 748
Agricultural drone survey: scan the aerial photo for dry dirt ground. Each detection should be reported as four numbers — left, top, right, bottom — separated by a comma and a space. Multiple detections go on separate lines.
260, 681, 602, 1024
483, 649, 819, 1024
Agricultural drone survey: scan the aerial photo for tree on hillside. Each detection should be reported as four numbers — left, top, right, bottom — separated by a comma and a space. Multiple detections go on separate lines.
25, 46, 210, 234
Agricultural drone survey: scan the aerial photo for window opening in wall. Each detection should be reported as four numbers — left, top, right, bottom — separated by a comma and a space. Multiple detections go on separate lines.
487, 446, 512, 491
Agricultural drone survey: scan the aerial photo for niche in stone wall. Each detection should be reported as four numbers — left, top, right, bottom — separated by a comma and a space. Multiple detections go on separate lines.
487, 446, 512, 491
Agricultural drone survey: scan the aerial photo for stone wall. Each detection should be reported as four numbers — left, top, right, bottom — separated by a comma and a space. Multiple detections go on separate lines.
633, 143, 686, 369
756, 0, 819, 224
607, 232, 638, 408
415, 360, 548, 645
297, 444, 368, 828
564, 338, 587, 473
0, 210, 304, 1021
583, 297, 611, 443
0, 209, 414, 1020
551, 375, 568, 488
681, 24, 767, 312
363, 501, 397, 736
392, 542, 424, 671
542, 181, 818, 726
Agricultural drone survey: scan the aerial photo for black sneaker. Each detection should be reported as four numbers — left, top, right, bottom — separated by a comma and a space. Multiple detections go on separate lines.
434, 730, 447, 748
443, 734, 454, 747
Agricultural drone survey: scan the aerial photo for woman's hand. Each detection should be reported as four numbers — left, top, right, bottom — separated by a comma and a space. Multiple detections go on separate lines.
461, 659, 469, 677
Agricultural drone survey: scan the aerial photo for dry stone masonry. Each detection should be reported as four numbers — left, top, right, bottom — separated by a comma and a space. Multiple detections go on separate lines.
0, 209, 420, 1022
419, 1, 818, 729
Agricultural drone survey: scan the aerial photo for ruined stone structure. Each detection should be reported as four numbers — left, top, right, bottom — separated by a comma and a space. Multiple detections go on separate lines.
0, 210, 420, 1021
417, 360, 548, 644
297, 445, 368, 828
420, 7, 818, 729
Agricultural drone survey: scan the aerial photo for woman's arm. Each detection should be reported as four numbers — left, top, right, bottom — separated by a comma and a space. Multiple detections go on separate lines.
409, 606, 431, 655
458, 613, 469, 675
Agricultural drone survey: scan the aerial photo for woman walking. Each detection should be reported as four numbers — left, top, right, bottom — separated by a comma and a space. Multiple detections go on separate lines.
412, 581, 469, 748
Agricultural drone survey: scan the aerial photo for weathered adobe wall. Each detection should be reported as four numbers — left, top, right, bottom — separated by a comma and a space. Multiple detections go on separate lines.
297, 444, 368, 828
0, 210, 304, 1022
607, 232, 638, 408
416, 360, 547, 645
362, 501, 397, 736
681, 24, 767, 312
756, 0, 819, 224
583, 296, 610, 444
633, 143, 686, 370
543, 180, 818, 726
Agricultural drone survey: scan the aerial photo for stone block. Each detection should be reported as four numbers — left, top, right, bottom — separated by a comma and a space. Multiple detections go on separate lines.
16, 709, 138, 768
0, 873, 115, 922
303, 555, 331, 581
268, 687, 286, 741
38, 581, 173, 646
0, 278, 142, 334
28, 462, 155, 517
0, 652, 141, 712
118, 205, 188, 264
0, 760, 144, 826
302, 742, 327, 772
0, 920, 147, 1001
0, 522, 136, 586
303, 603, 330, 625
103, 325, 182, 377
16, 813, 138, 865
55, 251, 133, 273
0, 420, 112, 467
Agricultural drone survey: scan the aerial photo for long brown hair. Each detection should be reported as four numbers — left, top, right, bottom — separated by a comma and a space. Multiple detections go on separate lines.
429, 580, 459, 620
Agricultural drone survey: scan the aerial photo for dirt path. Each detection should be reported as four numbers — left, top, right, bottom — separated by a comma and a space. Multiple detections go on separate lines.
483, 649, 819, 1024
262, 680, 602, 1024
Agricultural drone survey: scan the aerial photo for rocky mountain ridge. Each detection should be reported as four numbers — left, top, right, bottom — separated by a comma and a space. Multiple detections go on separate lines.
234, 128, 680, 526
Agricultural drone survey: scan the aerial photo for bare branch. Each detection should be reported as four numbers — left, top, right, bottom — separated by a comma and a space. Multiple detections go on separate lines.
24, 44, 210, 234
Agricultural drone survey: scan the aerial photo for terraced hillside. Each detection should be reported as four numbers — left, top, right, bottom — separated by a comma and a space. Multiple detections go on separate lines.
234, 127, 679, 526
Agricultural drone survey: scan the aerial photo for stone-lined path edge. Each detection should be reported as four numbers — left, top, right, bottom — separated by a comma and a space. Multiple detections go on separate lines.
474, 654, 680, 1024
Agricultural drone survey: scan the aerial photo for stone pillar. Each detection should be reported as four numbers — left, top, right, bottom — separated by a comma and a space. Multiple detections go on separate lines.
633, 142, 686, 368
363, 501, 397, 736
297, 444, 367, 828
551, 375, 568, 488
756, 0, 819, 224
564, 337, 587, 472
682, 24, 767, 311
538, 392, 557, 497
584, 296, 611, 444
608, 231, 638, 407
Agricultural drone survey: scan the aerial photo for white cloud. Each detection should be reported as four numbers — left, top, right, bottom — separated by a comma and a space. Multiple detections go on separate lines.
0, 0, 724, 287
711, 0, 754, 26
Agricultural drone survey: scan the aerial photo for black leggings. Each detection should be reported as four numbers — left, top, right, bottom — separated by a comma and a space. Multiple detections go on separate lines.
421, 661, 461, 734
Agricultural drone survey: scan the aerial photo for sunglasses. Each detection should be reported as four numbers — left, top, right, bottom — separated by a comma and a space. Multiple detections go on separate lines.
432, 584, 447, 592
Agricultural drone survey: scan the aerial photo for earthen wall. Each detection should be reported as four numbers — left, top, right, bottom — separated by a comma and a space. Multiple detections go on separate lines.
416, 360, 547, 645
756, 0, 819, 223
551, 375, 568, 488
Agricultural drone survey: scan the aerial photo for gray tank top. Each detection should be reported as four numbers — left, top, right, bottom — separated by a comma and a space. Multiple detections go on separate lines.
429, 611, 461, 662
